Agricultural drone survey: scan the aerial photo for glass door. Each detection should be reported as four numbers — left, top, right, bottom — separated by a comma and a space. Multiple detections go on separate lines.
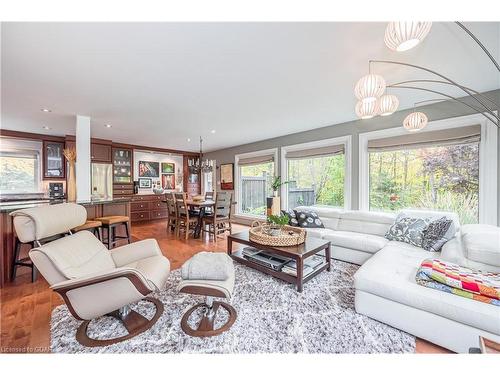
112, 148, 132, 184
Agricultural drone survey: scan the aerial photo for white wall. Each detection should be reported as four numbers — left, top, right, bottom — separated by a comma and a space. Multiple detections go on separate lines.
133, 150, 183, 194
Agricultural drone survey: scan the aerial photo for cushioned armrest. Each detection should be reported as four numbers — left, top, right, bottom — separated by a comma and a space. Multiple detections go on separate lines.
51, 267, 152, 295
110, 239, 162, 267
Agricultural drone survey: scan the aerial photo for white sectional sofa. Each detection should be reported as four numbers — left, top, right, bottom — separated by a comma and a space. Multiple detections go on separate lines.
294, 206, 500, 353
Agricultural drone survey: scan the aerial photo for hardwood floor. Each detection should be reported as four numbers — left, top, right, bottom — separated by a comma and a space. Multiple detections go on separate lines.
0, 219, 451, 353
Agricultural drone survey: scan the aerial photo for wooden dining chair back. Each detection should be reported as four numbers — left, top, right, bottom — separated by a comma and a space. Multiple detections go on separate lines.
165, 193, 177, 232
202, 192, 232, 242
174, 192, 197, 239
204, 191, 215, 213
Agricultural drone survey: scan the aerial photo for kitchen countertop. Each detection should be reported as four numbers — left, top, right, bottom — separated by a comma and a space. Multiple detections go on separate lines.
0, 197, 131, 213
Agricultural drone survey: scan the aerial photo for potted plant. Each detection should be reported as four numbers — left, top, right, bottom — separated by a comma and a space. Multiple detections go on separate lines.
271, 176, 289, 197
266, 214, 289, 236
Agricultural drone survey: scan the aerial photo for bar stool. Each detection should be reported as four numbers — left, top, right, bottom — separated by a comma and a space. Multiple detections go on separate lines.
94, 216, 131, 249
72, 220, 102, 241
11, 234, 63, 282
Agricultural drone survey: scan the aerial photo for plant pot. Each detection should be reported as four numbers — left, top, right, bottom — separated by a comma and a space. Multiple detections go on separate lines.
268, 225, 281, 236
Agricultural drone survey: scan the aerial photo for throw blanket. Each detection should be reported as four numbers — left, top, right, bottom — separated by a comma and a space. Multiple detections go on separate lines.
416, 259, 500, 306
181, 251, 232, 281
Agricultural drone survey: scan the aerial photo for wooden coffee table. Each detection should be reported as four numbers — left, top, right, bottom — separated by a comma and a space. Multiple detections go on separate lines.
227, 231, 331, 292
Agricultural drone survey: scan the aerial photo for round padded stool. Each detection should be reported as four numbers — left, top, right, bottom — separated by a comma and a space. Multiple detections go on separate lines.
94, 216, 131, 249
178, 252, 236, 337
72, 220, 102, 241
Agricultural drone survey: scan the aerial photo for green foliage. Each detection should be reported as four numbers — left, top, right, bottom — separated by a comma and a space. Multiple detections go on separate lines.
267, 214, 289, 226
271, 176, 289, 192
369, 144, 479, 224
288, 154, 345, 208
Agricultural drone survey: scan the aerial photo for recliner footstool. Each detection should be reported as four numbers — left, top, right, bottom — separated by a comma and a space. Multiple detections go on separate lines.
178, 252, 237, 337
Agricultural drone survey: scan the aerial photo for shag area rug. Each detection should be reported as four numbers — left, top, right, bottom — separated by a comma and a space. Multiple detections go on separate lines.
50, 260, 415, 353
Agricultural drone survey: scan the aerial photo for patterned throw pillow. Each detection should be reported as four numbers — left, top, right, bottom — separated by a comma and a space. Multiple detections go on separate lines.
294, 210, 325, 228
281, 209, 299, 227
385, 215, 430, 247
421, 217, 454, 252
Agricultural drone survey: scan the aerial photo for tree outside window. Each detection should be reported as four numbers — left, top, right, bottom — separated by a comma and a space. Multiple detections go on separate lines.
369, 143, 479, 224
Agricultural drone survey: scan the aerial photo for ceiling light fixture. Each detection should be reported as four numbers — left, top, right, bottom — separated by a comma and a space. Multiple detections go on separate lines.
355, 100, 378, 120
354, 74, 386, 104
384, 22, 432, 52
378, 94, 400, 116
187, 138, 191, 142
403, 112, 428, 132
41, 108, 52, 113
104, 124, 112, 128
42, 125, 51, 130
210, 129, 216, 134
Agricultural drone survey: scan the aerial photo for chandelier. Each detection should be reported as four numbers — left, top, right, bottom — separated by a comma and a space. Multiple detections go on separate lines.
354, 22, 499, 131
188, 136, 213, 174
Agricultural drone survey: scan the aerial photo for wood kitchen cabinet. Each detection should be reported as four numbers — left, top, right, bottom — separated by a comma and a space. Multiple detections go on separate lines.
43, 141, 65, 179
130, 194, 167, 222
91, 143, 112, 163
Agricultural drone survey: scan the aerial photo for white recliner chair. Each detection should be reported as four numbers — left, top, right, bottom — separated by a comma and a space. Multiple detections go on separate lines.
11, 203, 171, 347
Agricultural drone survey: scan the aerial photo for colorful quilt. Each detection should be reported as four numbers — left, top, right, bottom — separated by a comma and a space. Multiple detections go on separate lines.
416, 259, 500, 306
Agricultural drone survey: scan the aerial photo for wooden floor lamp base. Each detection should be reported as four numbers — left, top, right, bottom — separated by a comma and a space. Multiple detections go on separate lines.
75, 297, 164, 347
181, 301, 237, 337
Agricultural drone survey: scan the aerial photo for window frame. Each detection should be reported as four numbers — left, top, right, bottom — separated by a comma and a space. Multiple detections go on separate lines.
234, 147, 278, 220
358, 113, 498, 225
281, 135, 352, 211
0, 138, 43, 195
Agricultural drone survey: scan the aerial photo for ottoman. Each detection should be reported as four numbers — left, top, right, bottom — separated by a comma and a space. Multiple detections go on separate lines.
178, 252, 237, 337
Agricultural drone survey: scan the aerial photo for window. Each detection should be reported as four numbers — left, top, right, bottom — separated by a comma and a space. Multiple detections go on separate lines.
0, 139, 42, 194
235, 149, 277, 217
369, 143, 479, 224
287, 154, 345, 209
282, 137, 351, 210
359, 117, 498, 225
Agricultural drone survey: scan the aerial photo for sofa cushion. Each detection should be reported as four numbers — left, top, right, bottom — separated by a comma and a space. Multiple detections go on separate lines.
385, 214, 430, 247
336, 211, 396, 236
294, 209, 325, 228
421, 217, 454, 252
294, 206, 342, 230
305, 228, 334, 239
354, 245, 500, 336
398, 209, 460, 233
281, 209, 299, 227
461, 224, 500, 267
323, 231, 388, 254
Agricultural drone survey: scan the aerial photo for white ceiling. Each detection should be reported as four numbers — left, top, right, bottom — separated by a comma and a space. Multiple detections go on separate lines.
1, 22, 499, 152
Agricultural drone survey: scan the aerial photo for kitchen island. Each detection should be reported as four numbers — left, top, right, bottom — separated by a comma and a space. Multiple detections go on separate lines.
0, 198, 131, 288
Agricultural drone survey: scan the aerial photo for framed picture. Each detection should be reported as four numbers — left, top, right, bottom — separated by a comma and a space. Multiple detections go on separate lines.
138, 161, 160, 177
161, 162, 175, 174
138, 178, 152, 189
220, 163, 234, 190
162, 174, 176, 190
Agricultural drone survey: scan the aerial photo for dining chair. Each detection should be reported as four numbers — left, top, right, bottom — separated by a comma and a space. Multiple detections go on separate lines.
174, 192, 198, 240
165, 193, 177, 233
202, 192, 232, 243
204, 191, 215, 214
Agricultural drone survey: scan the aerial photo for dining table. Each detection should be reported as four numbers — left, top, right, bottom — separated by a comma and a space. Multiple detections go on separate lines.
162, 197, 237, 239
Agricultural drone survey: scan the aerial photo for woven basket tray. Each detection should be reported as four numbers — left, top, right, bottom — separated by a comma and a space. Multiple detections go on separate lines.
249, 221, 307, 247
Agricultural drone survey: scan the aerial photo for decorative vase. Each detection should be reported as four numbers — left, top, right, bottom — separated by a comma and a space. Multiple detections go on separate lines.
67, 161, 77, 202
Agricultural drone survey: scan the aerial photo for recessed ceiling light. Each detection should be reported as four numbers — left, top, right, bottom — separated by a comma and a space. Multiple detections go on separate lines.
41, 108, 52, 113
187, 138, 191, 142
210, 129, 216, 134
42, 125, 51, 130
104, 124, 112, 128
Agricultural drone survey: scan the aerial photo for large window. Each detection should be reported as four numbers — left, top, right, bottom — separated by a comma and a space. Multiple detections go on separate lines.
235, 150, 276, 217
367, 125, 481, 224
287, 154, 345, 209
0, 138, 42, 194
239, 161, 274, 216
